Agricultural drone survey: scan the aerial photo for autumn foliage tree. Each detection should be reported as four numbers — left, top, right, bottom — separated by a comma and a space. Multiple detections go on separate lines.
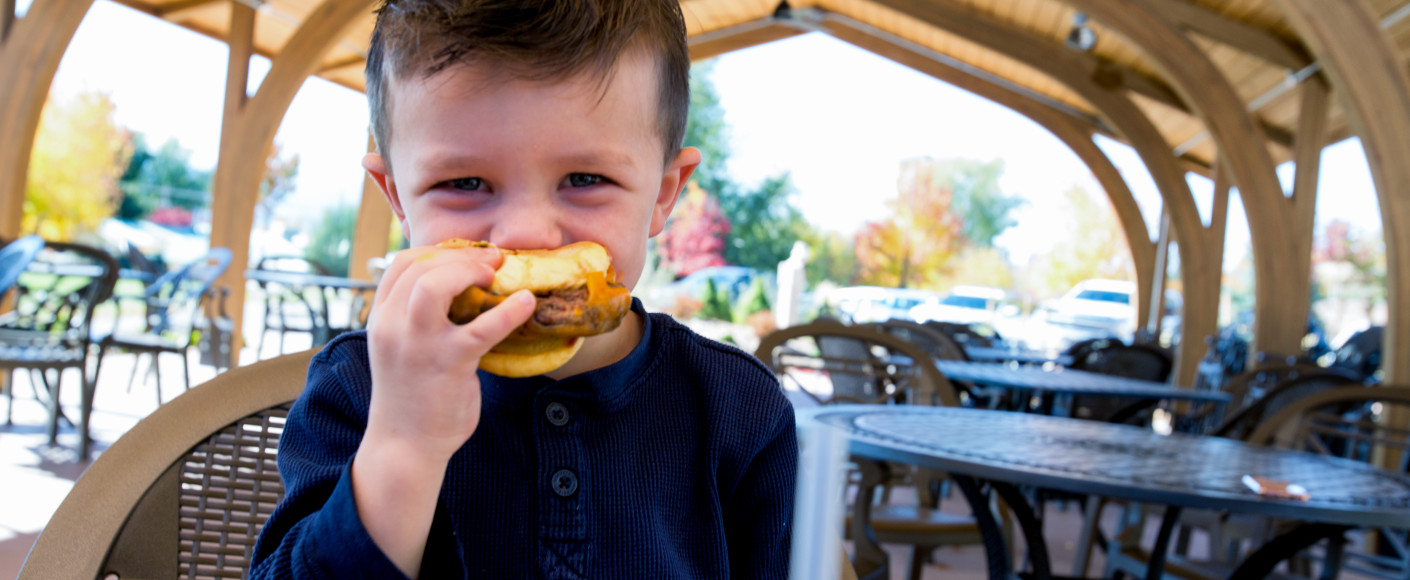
854, 158, 966, 288
1022, 186, 1135, 298
656, 181, 730, 277
25, 91, 133, 240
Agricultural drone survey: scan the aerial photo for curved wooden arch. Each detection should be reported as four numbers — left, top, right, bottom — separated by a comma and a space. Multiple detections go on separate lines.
808, 15, 1157, 328
0, 0, 99, 237
1061, 0, 1303, 361
208, 0, 377, 365
1273, 0, 1410, 383
848, 3, 1215, 384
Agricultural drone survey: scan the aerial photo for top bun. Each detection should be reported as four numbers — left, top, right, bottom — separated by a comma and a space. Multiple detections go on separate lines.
487, 241, 612, 295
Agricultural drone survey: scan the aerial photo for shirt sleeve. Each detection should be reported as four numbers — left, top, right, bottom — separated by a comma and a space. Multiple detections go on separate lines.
249, 342, 466, 579
723, 405, 799, 579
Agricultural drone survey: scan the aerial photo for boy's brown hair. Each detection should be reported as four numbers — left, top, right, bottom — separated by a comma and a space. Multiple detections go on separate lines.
366, 0, 691, 168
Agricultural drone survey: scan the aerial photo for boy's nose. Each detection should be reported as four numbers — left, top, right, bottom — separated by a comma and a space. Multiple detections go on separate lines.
486, 205, 564, 251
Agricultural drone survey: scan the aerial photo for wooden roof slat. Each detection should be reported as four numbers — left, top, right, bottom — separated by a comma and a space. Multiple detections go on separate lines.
157, 0, 223, 21
1136, 0, 1312, 70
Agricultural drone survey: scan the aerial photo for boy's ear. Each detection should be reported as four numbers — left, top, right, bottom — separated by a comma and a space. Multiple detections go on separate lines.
363, 153, 410, 235
649, 146, 702, 237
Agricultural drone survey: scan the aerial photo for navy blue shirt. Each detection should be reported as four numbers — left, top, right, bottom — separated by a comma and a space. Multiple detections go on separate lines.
251, 301, 797, 579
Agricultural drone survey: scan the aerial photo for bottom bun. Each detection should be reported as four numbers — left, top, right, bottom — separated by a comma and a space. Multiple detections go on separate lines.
480, 338, 585, 378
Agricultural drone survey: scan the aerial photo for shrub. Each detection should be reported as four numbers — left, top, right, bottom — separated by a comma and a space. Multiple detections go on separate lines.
699, 278, 733, 321
732, 277, 772, 324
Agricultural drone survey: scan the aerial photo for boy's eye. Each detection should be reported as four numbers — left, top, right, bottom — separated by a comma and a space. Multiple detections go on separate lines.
445, 177, 485, 191
564, 173, 603, 188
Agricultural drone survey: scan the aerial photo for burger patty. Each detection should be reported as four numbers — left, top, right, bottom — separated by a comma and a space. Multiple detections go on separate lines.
534, 287, 588, 327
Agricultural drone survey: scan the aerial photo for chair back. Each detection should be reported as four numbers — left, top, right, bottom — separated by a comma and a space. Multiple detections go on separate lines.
1331, 325, 1384, 381
863, 319, 969, 362
1, 240, 118, 338
19, 349, 317, 580
922, 320, 999, 348
1215, 368, 1364, 440
0, 235, 45, 298
755, 320, 959, 407
137, 248, 233, 346
1071, 342, 1173, 383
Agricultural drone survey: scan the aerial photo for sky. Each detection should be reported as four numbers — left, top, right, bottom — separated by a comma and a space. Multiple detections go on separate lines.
42, 1, 1385, 273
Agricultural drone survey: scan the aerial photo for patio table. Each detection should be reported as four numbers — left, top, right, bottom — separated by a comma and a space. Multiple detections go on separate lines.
962, 345, 1073, 366
933, 359, 1228, 419
244, 269, 378, 346
809, 405, 1410, 580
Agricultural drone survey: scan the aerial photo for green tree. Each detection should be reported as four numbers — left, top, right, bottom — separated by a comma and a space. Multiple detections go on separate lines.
304, 203, 358, 277
25, 91, 133, 240
800, 229, 858, 287
678, 62, 813, 274
118, 134, 213, 220
933, 158, 1024, 247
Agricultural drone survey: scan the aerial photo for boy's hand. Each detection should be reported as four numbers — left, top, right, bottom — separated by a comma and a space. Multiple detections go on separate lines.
353, 244, 535, 576
363, 244, 535, 464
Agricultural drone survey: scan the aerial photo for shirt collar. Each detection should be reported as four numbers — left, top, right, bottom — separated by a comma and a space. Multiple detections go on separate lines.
480, 298, 654, 413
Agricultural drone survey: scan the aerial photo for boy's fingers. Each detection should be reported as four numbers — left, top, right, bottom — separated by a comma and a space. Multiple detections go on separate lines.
455, 290, 537, 356
377, 246, 499, 313
404, 261, 499, 329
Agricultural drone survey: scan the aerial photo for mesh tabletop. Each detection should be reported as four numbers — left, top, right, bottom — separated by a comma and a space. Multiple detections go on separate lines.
810, 405, 1410, 528
962, 346, 1073, 367
934, 360, 1228, 403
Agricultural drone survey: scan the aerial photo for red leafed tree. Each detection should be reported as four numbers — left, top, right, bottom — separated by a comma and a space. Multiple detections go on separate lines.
854, 158, 964, 288
658, 181, 731, 277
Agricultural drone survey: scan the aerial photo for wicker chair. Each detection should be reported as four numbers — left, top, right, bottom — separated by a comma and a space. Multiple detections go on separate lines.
18, 349, 316, 580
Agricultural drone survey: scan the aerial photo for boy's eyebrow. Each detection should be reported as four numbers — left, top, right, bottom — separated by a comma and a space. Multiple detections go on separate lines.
420, 151, 639, 173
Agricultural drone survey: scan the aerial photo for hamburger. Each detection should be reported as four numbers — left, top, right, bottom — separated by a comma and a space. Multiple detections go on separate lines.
440, 239, 632, 377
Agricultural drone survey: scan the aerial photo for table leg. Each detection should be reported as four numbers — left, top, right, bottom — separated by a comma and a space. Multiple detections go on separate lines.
850, 459, 891, 580
1146, 505, 1182, 580
990, 482, 1053, 580
1226, 524, 1347, 579
950, 475, 1014, 580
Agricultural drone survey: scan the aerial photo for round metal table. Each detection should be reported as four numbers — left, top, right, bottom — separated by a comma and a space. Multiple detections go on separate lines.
808, 405, 1410, 580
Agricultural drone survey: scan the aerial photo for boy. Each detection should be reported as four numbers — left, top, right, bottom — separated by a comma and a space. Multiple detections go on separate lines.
249, 1, 798, 578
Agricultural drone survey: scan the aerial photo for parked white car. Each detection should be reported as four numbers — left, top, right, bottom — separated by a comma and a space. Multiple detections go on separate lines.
830, 286, 940, 324
909, 285, 1007, 326
1045, 279, 1138, 341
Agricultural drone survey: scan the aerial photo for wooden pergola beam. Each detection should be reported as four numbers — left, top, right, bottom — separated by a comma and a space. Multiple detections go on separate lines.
1274, 0, 1410, 384
1135, 0, 1313, 71
158, 0, 225, 21
208, 0, 376, 366
317, 54, 365, 74
1063, 0, 1302, 366
1, 0, 15, 42
865, 0, 1297, 152
0, 0, 98, 237
688, 18, 806, 61
805, 11, 1158, 333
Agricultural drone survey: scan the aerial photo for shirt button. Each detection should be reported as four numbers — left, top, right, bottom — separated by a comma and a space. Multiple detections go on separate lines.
551, 469, 579, 497
545, 402, 571, 426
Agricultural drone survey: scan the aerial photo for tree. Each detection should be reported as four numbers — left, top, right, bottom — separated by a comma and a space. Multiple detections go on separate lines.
304, 203, 358, 277
676, 63, 813, 274
656, 181, 730, 277
937, 159, 1024, 247
118, 134, 214, 224
853, 158, 966, 288
25, 91, 132, 240
800, 229, 858, 287
256, 142, 301, 229
1022, 186, 1134, 298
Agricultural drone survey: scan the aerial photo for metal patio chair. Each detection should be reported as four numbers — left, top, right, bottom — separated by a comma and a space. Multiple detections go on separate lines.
93, 247, 233, 401
0, 240, 119, 459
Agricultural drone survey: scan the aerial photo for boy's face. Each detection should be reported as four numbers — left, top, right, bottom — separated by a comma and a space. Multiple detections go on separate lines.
365, 50, 700, 291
